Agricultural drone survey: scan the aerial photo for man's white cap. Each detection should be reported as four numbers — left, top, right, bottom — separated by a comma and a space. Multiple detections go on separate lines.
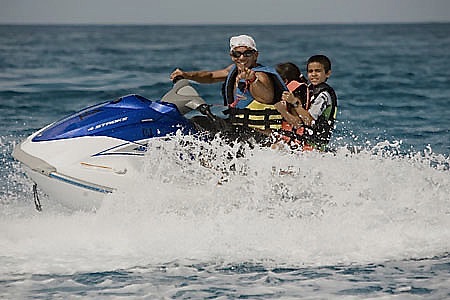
229, 34, 257, 51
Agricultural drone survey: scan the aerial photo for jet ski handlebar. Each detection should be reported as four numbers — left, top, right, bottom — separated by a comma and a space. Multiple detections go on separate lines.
172, 75, 185, 84
197, 103, 217, 122
161, 78, 219, 124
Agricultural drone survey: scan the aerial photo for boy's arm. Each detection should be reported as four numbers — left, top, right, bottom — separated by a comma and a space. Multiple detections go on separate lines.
307, 91, 332, 121
293, 105, 314, 126
281, 91, 314, 126
274, 102, 303, 127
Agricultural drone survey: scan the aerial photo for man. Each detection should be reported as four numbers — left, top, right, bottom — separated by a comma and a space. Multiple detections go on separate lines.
170, 35, 286, 136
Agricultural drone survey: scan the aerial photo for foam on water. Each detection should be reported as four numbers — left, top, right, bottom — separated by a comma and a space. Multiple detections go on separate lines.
1, 135, 449, 276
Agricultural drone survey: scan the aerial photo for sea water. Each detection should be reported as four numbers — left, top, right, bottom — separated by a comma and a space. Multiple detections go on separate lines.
0, 24, 449, 299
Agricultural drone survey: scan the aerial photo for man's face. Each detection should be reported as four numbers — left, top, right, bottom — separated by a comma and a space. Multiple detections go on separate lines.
230, 46, 258, 69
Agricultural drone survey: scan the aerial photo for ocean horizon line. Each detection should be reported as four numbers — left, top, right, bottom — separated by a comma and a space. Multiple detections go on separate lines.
0, 21, 449, 27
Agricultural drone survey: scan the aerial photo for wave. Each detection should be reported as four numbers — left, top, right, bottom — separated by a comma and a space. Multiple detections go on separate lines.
1, 135, 449, 274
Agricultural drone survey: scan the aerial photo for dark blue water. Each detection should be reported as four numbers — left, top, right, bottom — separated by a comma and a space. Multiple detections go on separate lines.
1, 24, 449, 299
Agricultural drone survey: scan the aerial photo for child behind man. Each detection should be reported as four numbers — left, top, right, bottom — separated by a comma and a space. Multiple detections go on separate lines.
274, 55, 338, 151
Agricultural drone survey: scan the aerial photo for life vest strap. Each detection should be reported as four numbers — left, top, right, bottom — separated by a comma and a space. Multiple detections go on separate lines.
225, 107, 282, 129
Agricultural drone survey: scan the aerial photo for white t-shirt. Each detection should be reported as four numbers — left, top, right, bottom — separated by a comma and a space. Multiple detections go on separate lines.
308, 90, 332, 120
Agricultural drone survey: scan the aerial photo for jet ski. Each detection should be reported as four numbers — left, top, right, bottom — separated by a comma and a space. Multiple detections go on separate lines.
12, 79, 219, 211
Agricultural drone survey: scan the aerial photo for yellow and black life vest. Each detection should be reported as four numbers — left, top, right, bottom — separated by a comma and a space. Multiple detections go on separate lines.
222, 65, 287, 131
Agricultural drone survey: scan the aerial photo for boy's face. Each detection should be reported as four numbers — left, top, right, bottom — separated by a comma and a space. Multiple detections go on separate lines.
307, 62, 331, 86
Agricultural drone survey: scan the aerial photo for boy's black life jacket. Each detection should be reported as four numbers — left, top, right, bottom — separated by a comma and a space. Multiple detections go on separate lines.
281, 82, 338, 149
302, 82, 338, 147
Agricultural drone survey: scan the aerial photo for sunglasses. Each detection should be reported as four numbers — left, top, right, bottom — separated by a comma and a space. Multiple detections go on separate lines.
230, 50, 256, 58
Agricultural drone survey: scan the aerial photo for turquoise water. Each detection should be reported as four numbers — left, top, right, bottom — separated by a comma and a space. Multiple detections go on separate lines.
1, 24, 449, 299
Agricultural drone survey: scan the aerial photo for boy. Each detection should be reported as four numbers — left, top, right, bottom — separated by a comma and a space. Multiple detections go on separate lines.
274, 55, 338, 151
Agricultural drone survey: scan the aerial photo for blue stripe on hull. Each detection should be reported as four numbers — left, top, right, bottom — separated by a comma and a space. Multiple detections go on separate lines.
49, 173, 113, 194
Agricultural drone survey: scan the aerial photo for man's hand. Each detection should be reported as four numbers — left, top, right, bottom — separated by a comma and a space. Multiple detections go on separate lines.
170, 68, 185, 81
236, 63, 257, 82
